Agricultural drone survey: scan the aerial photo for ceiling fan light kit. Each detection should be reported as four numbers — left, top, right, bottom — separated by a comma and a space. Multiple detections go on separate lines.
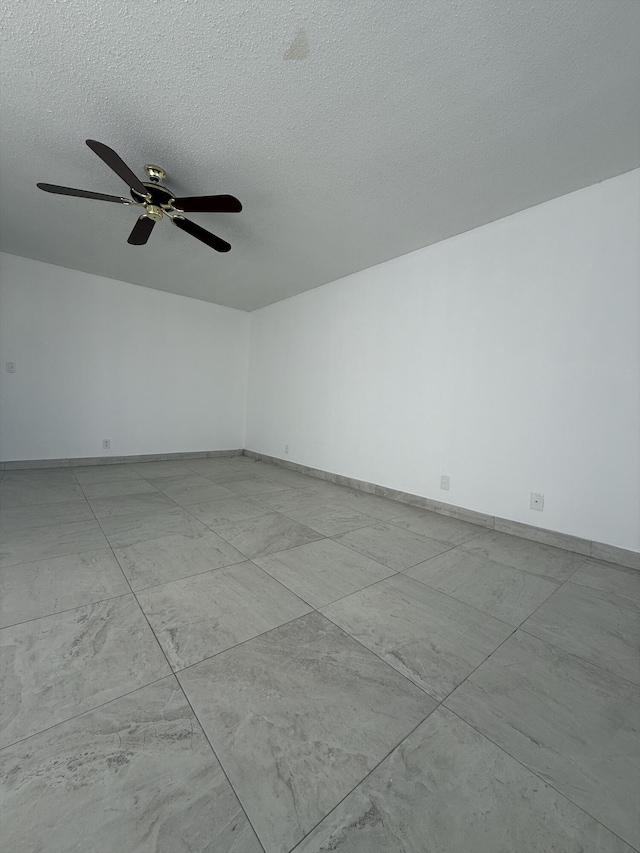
37, 140, 242, 252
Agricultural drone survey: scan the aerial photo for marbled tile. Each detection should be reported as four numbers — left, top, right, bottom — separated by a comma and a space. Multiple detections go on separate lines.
405, 548, 558, 625
80, 478, 159, 499
225, 478, 292, 496
294, 706, 634, 853
183, 459, 259, 481
73, 464, 144, 484
0, 499, 93, 533
463, 530, 585, 581
322, 574, 512, 700
306, 483, 408, 521
254, 538, 394, 608
101, 506, 206, 549
114, 526, 245, 591
179, 612, 434, 853
207, 512, 323, 559
445, 631, 640, 848
0, 595, 170, 747
570, 559, 640, 611
88, 490, 176, 519
522, 581, 640, 684
149, 473, 236, 505
0, 479, 85, 507
334, 523, 451, 571
1, 468, 77, 485
250, 467, 318, 489
0, 550, 129, 628
255, 488, 339, 513
184, 496, 271, 527
391, 505, 486, 545
132, 461, 196, 478
0, 520, 108, 568
284, 501, 378, 537
138, 561, 311, 669
0, 677, 262, 853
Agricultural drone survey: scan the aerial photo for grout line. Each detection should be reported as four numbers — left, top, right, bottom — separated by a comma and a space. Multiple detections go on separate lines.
69, 466, 268, 853
173, 679, 268, 853
439, 705, 639, 852
0, 589, 133, 632
0, 672, 174, 753
515, 626, 640, 689
287, 697, 445, 851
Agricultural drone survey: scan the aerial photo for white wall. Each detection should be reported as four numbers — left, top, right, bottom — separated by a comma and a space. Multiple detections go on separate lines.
0, 253, 249, 461
247, 170, 640, 552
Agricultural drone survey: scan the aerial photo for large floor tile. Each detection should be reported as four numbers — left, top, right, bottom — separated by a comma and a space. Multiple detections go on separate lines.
179, 612, 434, 853
114, 526, 246, 590
225, 478, 292, 496
463, 530, 585, 581
445, 630, 640, 848
183, 459, 259, 482
132, 461, 196, 478
391, 504, 486, 545
0, 677, 262, 853
522, 581, 640, 684
100, 506, 204, 548
185, 495, 271, 526
2, 468, 77, 484
0, 519, 108, 568
149, 473, 237, 505
73, 464, 144, 483
305, 484, 409, 521
322, 574, 512, 700
0, 549, 129, 628
80, 478, 159, 499
251, 467, 318, 489
334, 522, 451, 571
406, 548, 558, 625
254, 538, 394, 608
570, 559, 640, 611
294, 707, 633, 853
0, 498, 93, 532
0, 479, 85, 507
208, 512, 323, 559
284, 501, 379, 536
256, 488, 343, 514
0, 595, 170, 747
88, 490, 177, 520
138, 561, 311, 669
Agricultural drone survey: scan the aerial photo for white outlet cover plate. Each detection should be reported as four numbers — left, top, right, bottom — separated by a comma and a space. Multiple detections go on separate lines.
530, 492, 544, 510
440, 475, 450, 491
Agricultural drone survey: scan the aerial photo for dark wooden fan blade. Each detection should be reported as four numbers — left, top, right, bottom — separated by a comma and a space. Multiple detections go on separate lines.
37, 183, 131, 204
127, 215, 155, 246
172, 194, 242, 213
86, 139, 147, 196
172, 216, 231, 252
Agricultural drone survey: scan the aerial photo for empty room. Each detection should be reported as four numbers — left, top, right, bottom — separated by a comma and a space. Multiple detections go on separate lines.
1, 1, 639, 851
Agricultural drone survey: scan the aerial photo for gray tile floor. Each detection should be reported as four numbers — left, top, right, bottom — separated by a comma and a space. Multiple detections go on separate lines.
0, 457, 638, 853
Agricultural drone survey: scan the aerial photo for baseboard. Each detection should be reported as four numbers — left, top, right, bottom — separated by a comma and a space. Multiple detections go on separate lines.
243, 450, 640, 571
0, 449, 244, 470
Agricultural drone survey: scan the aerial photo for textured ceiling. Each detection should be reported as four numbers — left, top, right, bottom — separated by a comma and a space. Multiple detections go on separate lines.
1, 0, 639, 311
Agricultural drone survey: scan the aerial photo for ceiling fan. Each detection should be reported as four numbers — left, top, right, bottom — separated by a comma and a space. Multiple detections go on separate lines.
37, 140, 242, 252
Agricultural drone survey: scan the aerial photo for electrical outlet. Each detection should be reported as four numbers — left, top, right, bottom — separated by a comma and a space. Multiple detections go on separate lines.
284, 444, 289, 455
103, 439, 111, 450
440, 475, 450, 491
530, 492, 544, 511
5, 362, 15, 373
